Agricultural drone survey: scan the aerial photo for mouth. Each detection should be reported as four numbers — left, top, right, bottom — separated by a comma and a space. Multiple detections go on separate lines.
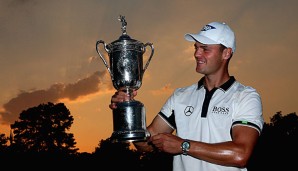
196, 59, 206, 64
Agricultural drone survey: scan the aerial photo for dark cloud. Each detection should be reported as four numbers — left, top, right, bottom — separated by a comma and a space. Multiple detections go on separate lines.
0, 71, 108, 125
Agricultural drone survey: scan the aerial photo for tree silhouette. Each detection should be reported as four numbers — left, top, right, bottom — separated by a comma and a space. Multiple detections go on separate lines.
10, 102, 78, 154
139, 150, 173, 171
0, 133, 8, 152
93, 138, 141, 170
92, 138, 173, 170
248, 111, 298, 171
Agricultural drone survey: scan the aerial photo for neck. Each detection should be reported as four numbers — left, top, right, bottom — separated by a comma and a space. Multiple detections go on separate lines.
203, 73, 230, 91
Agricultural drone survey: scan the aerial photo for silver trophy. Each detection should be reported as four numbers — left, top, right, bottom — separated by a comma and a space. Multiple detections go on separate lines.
96, 15, 154, 142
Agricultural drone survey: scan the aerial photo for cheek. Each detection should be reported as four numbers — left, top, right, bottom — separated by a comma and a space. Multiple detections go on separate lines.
207, 57, 224, 70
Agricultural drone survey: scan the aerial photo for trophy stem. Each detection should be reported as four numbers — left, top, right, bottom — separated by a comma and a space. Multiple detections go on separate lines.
121, 87, 134, 101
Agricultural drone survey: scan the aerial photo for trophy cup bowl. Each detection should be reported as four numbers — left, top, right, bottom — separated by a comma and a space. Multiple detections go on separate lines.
96, 15, 154, 142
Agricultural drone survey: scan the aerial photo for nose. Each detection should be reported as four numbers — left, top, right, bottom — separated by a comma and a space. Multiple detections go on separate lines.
194, 48, 202, 58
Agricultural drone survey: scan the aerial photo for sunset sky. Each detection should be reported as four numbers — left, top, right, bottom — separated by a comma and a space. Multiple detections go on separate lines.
1, 0, 297, 153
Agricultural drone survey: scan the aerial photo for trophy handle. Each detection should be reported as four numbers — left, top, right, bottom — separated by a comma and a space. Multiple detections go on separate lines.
142, 42, 154, 76
96, 40, 113, 79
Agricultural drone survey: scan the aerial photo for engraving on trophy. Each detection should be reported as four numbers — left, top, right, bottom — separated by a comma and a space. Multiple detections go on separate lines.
117, 55, 136, 76
96, 15, 154, 142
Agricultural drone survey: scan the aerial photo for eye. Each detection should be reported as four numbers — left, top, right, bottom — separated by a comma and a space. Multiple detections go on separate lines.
203, 46, 211, 52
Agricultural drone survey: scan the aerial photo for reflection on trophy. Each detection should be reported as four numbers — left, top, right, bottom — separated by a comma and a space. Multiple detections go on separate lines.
96, 15, 154, 142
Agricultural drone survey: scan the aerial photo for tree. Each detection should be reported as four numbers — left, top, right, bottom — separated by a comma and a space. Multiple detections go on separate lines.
10, 102, 78, 155
92, 138, 173, 170
93, 138, 142, 170
248, 111, 298, 171
0, 133, 8, 152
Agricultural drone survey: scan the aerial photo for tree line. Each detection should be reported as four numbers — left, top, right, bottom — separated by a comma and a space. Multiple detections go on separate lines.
0, 102, 297, 170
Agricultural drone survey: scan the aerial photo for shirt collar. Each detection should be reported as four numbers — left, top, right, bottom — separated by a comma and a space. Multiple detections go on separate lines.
197, 76, 236, 92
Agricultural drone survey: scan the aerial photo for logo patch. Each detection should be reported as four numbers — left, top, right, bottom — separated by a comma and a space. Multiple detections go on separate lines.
184, 106, 194, 116
201, 24, 216, 31
211, 106, 230, 115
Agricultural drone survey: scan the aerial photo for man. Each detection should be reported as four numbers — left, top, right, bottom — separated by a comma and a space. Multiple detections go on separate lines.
109, 21, 264, 171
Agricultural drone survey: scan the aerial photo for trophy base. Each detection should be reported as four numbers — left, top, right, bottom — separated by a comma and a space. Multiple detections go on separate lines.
111, 130, 150, 143
111, 100, 150, 143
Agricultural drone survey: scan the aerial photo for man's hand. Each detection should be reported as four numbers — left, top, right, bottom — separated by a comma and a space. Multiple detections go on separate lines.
109, 89, 138, 109
149, 133, 183, 155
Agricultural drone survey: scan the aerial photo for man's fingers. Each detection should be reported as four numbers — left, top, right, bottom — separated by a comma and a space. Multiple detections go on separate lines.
109, 103, 116, 109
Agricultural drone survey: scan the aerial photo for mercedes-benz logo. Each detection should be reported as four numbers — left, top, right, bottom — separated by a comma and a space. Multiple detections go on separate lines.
184, 106, 194, 116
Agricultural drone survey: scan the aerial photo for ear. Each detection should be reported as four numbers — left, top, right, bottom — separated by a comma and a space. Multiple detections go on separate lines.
223, 48, 233, 60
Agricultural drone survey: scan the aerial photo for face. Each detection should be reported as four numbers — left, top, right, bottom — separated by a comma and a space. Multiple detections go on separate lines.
193, 42, 229, 76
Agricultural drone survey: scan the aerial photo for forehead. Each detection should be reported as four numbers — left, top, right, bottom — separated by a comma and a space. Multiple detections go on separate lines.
194, 42, 221, 48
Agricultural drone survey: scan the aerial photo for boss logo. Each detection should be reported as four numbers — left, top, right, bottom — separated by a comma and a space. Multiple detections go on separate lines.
212, 106, 229, 114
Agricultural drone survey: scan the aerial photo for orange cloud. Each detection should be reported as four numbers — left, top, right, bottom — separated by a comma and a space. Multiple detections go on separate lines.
0, 71, 110, 125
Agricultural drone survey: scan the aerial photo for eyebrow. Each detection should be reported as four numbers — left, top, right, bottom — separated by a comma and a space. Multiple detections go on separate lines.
194, 43, 211, 49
